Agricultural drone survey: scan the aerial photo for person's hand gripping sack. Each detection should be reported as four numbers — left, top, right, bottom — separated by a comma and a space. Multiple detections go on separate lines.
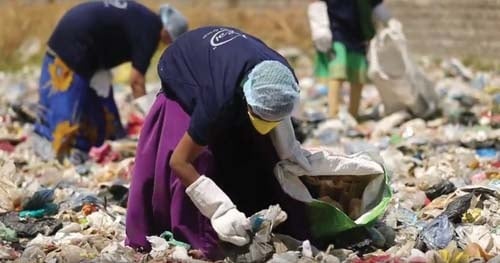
270, 117, 312, 172
186, 175, 251, 246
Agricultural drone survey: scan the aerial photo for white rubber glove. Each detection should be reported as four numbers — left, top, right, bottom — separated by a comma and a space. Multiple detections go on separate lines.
186, 176, 250, 246
388, 18, 403, 31
270, 118, 312, 172
307, 1, 332, 53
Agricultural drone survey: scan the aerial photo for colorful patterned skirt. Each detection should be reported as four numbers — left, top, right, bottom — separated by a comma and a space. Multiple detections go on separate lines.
34, 52, 125, 160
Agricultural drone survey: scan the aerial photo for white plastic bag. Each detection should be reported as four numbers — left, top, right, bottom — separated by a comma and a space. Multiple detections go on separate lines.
132, 90, 159, 115
90, 70, 112, 98
368, 20, 439, 118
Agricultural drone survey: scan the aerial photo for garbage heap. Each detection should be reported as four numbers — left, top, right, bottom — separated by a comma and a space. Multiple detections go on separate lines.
0, 57, 498, 263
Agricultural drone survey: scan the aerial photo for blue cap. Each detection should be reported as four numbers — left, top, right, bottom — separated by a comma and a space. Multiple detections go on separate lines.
159, 4, 188, 40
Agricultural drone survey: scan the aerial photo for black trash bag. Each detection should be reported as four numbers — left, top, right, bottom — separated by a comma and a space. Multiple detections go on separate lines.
456, 95, 478, 108
373, 221, 396, 248
22, 188, 55, 211
0, 212, 62, 238
108, 184, 129, 201
442, 193, 473, 223
330, 227, 376, 255
425, 181, 456, 200
98, 184, 129, 208
458, 111, 478, 126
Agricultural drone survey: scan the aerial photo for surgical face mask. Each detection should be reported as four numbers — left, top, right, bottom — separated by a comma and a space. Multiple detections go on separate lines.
247, 109, 281, 135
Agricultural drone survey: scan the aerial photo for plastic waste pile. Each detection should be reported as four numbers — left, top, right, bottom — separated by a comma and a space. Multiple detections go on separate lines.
292, 56, 500, 262
0, 55, 499, 263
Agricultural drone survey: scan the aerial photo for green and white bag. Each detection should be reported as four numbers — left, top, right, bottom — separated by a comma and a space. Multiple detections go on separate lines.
274, 150, 392, 239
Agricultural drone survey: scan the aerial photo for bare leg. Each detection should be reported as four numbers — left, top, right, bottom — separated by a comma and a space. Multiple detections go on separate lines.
349, 83, 363, 118
328, 79, 342, 118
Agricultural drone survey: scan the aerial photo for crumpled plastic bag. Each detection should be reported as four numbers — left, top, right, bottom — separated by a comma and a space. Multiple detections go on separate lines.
86, 210, 121, 231
441, 193, 472, 223
267, 251, 301, 263
416, 215, 454, 250
224, 205, 289, 263
0, 221, 17, 242
425, 181, 457, 200
19, 245, 46, 263
95, 242, 136, 263
371, 111, 411, 139
0, 245, 19, 261
455, 225, 500, 256
44, 244, 92, 263
0, 160, 25, 211
22, 188, 55, 211
146, 235, 170, 259
0, 212, 62, 238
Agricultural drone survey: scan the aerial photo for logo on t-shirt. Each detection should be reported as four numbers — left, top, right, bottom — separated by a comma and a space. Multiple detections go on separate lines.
202, 28, 247, 49
103, 0, 128, 9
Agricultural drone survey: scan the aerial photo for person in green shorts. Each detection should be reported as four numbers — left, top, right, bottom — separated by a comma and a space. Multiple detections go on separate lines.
308, 0, 393, 118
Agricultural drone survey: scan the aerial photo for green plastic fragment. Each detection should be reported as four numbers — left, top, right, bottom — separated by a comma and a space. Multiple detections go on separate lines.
0, 222, 17, 242
160, 231, 191, 249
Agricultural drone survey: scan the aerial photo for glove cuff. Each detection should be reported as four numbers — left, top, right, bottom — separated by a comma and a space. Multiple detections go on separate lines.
186, 175, 235, 219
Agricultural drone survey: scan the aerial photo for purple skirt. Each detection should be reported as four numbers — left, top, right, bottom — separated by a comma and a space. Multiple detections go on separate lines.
125, 93, 310, 260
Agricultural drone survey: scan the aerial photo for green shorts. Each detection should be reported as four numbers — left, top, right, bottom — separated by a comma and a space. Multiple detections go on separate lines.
314, 42, 368, 84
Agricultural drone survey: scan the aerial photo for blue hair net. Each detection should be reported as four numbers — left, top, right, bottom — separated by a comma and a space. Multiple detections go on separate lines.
243, 60, 300, 121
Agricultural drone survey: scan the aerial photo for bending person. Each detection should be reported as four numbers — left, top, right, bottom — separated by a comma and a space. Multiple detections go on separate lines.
125, 26, 312, 260
34, 1, 187, 162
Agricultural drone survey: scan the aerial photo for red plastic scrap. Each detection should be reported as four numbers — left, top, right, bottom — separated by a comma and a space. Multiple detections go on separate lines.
82, 203, 98, 215
424, 197, 432, 206
0, 141, 15, 153
126, 113, 144, 136
89, 143, 121, 164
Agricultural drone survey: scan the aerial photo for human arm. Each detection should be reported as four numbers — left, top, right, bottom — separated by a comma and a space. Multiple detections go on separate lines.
270, 117, 312, 171
130, 67, 146, 99
169, 132, 206, 186
307, 0, 332, 53
170, 132, 251, 246
128, 23, 160, 99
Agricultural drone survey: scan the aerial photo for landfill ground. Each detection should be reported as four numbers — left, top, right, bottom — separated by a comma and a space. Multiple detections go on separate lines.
0, 52, 499, 263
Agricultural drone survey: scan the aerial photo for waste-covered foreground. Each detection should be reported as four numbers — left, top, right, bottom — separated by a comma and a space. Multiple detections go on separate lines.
0, 57, 499, 262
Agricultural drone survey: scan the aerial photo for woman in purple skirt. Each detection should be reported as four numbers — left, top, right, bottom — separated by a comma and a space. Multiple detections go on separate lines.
125, 26, 312, 260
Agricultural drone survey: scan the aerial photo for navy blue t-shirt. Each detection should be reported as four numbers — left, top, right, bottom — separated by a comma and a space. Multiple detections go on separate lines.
322, 0, 383, 53
48, 1, 162, 78
158, 26, 295, 146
